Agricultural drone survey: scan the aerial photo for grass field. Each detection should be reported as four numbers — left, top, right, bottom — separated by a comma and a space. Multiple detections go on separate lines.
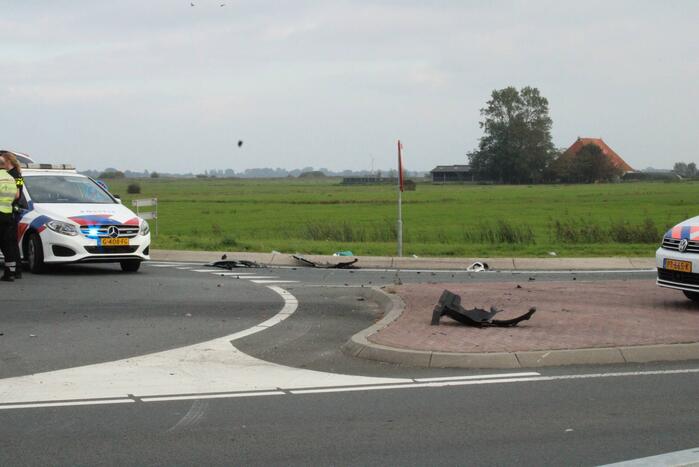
103, 178, 699, 257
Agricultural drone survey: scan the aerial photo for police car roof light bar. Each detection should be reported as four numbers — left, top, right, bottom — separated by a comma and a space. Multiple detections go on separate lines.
21, 163, 76, 170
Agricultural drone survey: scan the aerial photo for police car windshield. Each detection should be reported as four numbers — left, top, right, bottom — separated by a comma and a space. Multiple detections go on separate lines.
25, 175, 115, 204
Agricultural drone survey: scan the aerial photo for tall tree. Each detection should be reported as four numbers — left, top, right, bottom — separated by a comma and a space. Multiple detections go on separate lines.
673, 162, 689, 177
673, 162, 697, 177
468, 86, 555, 183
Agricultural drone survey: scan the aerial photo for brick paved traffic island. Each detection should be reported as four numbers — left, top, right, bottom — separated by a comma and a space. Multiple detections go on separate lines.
364, 281, 699, 365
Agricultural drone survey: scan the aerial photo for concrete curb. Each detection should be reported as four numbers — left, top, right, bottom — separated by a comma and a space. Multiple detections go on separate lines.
151, 249, 656, 271
342, 287, 699, 369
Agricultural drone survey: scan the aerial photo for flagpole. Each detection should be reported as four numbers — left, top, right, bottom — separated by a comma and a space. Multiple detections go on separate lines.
397, 188, 403, 257
397, 139, 403, 257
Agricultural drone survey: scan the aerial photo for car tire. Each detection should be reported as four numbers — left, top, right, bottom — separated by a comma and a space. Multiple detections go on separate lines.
682, 290, 699, 302
26, 233, 47, 274
120, 260, 141, 272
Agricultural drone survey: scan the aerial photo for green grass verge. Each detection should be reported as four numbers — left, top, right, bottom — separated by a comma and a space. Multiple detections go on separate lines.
104, 178, 699, 257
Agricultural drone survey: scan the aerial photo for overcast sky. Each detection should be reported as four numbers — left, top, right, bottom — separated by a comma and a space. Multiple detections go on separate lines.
1, 1, 697, 173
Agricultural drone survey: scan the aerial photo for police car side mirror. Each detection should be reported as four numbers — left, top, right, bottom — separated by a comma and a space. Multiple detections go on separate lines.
114, 194, 122, 204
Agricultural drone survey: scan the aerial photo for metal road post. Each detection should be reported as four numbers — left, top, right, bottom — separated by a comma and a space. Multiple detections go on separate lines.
132, 198, 158, 237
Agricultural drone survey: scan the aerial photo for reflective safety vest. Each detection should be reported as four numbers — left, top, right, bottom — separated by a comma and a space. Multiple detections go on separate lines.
0, 170, 16, 214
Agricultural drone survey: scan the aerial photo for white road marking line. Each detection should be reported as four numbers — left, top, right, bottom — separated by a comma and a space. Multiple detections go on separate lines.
191, 269, 225, 273
176, 267, 194, 270
414, 372, 540, 382
0, 399, 134, 410
290, 368, 699, 394
238, 276, 279, 280
211, 272, 258, 276
144, 391, 284, 403
2, 367, 698, 410
250, 280, 299, 284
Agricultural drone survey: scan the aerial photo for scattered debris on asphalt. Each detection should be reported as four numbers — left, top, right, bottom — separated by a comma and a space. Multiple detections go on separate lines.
292, 254, 358, 269
206, 259, 262, 269
333, 250, 354, 256
430, 290, 536, 327
466, 262, 489, 272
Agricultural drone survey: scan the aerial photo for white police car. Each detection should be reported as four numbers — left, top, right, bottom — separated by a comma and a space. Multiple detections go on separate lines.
656, 217, 699, 301
15, 162, 150, 272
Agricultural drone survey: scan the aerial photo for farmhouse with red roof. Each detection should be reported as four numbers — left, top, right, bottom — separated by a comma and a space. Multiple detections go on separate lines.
563, 137, 634, 173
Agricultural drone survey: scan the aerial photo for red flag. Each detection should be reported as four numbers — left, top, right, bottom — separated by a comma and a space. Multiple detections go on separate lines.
397, 139, 404, 192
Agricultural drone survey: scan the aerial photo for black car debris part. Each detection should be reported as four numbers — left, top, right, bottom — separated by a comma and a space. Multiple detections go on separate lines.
431, 290, 536, 327
207, 259, 262, 269
292, 254, 358, 269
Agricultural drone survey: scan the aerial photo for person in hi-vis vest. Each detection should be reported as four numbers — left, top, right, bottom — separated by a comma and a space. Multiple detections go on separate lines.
0, 151, 24, 279
0, 159, 19, 281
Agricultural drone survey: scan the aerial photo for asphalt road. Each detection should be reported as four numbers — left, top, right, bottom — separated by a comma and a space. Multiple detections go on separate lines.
1, 261, 696, 466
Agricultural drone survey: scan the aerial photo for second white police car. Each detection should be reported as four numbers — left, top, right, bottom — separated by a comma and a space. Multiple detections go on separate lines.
656, 217, 699, 301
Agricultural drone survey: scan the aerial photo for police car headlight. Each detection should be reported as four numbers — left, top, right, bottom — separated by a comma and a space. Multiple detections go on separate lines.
139, 221, 150, 236
46, 220, 79, 236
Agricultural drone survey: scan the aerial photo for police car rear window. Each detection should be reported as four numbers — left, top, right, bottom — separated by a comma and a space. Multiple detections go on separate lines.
25, 175, 116, 204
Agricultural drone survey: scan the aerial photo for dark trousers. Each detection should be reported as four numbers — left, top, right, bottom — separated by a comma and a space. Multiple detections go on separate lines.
0, 213, 17, 268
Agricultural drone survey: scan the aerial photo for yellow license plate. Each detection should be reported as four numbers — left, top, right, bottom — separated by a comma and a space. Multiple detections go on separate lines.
665, 259, 692, 273
100, 238, 129, 246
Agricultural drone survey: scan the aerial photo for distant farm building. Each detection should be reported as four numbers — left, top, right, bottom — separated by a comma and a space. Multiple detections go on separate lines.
430, 165, 474, 183
341, 176, 397, 185
564, 138, 634, 173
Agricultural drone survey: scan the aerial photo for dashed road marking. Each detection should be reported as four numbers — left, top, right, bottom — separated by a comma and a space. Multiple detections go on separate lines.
250, 280, 299, 284
234, 276, 279, 280
211, 272, 258, 276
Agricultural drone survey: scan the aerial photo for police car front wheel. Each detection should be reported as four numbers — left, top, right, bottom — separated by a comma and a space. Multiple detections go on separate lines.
120, 260, 141, 272
26, 233, 47, 274
682, 290, 699, 302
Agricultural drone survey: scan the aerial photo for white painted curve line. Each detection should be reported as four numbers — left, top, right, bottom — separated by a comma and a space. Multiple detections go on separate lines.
599, 446, 699, 466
